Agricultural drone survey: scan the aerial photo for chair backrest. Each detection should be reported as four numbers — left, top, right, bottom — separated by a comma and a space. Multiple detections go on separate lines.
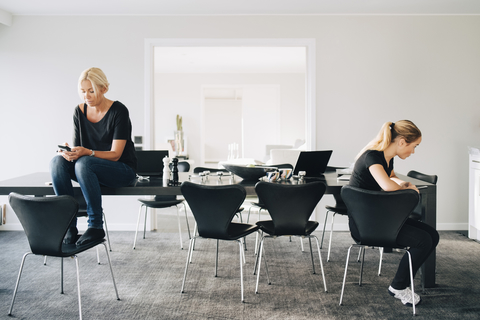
193, 167, 228, 174
255, 181, 326, 235
8, 193, 79, 256
180, 181, 246, 239
341, 186, 419, 248
407, 170, 438, 185
169, 161, 190, 172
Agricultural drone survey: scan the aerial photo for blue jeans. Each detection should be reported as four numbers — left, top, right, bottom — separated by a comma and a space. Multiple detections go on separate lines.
50, 155, 136, 229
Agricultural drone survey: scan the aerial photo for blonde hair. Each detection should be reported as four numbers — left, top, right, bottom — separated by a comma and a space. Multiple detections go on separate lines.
78, 67, 109, 99
356, 120, 422, 159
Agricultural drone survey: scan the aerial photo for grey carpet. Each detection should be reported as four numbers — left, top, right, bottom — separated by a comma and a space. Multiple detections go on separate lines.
1, 229, 479, 319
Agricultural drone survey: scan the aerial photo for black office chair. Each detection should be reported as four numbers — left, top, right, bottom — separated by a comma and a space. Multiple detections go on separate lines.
180, 181, 259, 302
339, 186, 419, 315
321, 193, 348, 261
192, 166, 245, 219
133, 161, 191, 250
247, 163, 295, 254
8, 192, 119, 319
407, 170, 438, 221
253, 181, 328, 293
43, 193, 112, 266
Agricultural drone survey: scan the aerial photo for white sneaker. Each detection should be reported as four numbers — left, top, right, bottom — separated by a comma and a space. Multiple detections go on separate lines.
388, 286, 421, 306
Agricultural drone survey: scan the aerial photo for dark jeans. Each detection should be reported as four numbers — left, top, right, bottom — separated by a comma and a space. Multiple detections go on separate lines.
390, 218, 439, 289
50, 155, 136, 229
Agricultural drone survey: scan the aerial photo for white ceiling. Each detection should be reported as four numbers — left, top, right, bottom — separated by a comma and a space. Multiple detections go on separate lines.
1, 0, 480, 15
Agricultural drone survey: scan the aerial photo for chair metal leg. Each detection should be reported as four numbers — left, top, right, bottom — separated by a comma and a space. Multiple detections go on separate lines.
9, 252, 30, 316
299, 236, 304, 252
359, 246, 366, 286
102, 242, 120, 300
143, 206, 148, 239
61, 257, 64, 293
357, 246, 363, 262
320, 210, 330, 249
312, 235, 328, 292
406, 250, 416, 315
73, 255, 83, 320
103, 212, 112, 251
327, 212, 336, 261
378, 247, 384, 276
96, 247, 100, 264
237, 240, 245, 302
255, 237, 265, 293
182, 202, 191, 239
189, 222, 198, 264
253, 231, 261, 275
339, 245, 354, 305
181, 237, 195, 293
133, 204, 144, 249
215, 239, 219, 277
176, 205, 184, 250
308, 236, 316, 274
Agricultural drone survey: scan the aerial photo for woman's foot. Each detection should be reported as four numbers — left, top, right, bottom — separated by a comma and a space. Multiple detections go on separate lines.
76, 228, 105, 246
63, 227, 79, 244
388, 286, 421, 306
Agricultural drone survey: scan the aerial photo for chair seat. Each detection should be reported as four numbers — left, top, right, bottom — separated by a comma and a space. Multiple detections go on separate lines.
226, 222, 259, 240
138, 199, 183, 209
200, 222, 259, 240
325, 204, 348, 215
59, 238, 106, 257
256, 220, 319, 236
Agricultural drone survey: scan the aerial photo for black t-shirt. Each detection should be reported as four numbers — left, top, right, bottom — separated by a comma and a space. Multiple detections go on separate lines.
73, 101, 137, 171
349, 150, 393, 191
347, 149, 393, 241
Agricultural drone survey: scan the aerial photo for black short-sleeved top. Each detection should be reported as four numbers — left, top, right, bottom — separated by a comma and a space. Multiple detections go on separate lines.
349, 150, 393, 191
73, 101, 137, 171
348, 149, 393, 241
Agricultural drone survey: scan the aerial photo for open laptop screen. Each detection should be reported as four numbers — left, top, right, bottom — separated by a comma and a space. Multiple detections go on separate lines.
293, 150, 333, 177
135, 150, 169, 177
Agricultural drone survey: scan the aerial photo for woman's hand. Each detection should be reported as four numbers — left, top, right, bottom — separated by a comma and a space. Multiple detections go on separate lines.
400, 181, 420, 193
59, 143, 89, 162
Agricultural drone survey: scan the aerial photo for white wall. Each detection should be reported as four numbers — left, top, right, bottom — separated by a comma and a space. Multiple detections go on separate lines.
1, 15, 479, 231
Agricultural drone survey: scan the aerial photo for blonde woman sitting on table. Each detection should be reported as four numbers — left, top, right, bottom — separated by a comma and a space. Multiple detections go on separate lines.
50, 67, 137, 246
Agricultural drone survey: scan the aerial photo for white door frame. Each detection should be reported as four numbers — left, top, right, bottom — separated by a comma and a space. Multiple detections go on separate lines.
144, 38, 316, 152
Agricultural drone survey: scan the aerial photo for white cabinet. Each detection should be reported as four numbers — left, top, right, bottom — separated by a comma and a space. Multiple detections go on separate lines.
468, 147, 480, 241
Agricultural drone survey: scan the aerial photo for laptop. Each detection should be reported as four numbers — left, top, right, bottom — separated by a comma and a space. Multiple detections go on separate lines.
135, 150, 169, 178
293, 150, 333, 178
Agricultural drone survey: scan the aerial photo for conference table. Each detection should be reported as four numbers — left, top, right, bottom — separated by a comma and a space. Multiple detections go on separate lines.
0, 170, 437, 288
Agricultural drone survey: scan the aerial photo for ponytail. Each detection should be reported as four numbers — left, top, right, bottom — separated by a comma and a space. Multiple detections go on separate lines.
355, 120, 421, 159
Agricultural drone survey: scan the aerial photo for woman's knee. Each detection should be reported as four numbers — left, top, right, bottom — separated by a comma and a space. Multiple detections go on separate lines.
74, 157, 94, 178
50, 155, 69, 173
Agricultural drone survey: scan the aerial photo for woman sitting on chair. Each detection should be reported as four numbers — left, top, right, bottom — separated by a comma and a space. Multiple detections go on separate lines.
50, 67, 137, 246
349, 120, 439, 307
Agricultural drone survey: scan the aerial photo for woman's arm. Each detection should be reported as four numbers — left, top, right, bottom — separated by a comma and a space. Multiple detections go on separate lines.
63, 139, 126, 162
369, 165, 418, 192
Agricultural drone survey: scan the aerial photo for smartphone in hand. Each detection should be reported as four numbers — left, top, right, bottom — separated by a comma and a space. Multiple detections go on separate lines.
58, 145, 71, 152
